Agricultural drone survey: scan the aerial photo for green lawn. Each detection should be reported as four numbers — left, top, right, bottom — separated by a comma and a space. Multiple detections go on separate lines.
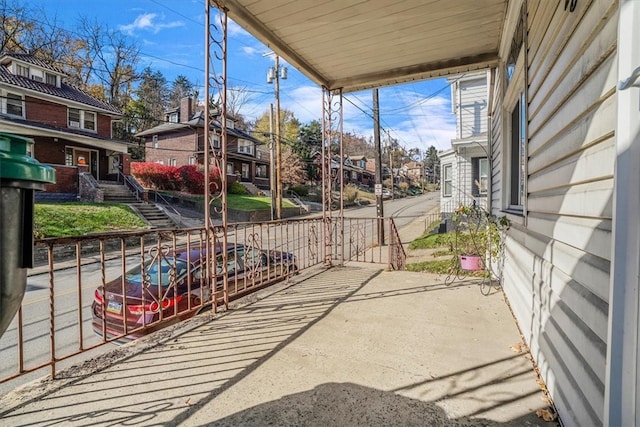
34, 203, 147, 239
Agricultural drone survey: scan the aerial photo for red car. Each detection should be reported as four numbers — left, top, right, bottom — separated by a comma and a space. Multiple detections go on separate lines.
92, 243, 296, 342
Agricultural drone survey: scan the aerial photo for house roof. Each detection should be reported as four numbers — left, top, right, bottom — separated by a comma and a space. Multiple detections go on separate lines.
0, 115, 131, 153
136, 111, 262, 143
0, 54, 122, 115
1, 53, 66, 74
221, 0, 507, 93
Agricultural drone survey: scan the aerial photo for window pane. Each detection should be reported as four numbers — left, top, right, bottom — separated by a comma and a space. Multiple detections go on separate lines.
84, 111, 96, 131
443, 164, 452, 197
68, 108, 80, 127
478, 158, 488, 194
46, 73, 57, 85
6, 93, 23, 116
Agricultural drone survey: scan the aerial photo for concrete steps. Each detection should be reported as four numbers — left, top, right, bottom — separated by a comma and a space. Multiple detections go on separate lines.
99, 182, 175, 228
130, 203, 175, 229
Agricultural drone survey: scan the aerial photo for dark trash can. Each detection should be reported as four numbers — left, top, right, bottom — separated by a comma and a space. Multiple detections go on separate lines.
0, 132, 55, 337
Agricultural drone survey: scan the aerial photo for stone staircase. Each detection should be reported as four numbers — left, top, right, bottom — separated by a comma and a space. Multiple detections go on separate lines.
239, 181, 262, 195
99, 181, 176, 229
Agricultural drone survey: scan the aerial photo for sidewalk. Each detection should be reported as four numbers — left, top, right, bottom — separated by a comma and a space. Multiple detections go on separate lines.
2, 212, 557, 426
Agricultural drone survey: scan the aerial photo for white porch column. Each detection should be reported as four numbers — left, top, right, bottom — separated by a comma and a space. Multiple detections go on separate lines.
605, 1, 640, 425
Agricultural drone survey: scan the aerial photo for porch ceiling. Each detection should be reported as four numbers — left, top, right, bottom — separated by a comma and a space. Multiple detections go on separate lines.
219, 0, 507, 93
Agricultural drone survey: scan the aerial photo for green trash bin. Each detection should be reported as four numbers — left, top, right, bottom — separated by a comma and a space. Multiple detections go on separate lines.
0, 132, 55, 337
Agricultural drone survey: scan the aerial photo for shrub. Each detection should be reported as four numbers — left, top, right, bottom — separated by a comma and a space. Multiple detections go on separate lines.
398, 181, 409, 191
178, 165, 204, 194
228, 181, 247, 195
344, 183, 358, 202
131, 162, 178, 190
289, 185, 308, 197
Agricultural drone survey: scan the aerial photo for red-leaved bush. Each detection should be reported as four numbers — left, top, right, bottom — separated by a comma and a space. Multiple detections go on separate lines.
131, 162, 222, 195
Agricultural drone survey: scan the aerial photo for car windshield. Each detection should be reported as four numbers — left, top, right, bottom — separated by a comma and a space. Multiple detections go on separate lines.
125, 257, 189, 287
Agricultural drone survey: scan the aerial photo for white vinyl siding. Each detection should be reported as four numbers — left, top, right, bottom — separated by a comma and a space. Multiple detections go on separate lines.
492, 1, 618, 425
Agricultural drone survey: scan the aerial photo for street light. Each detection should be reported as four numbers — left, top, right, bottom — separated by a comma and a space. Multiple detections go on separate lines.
265, 53, 287, 219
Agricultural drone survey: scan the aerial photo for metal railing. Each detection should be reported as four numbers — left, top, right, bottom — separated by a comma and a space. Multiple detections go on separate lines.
1, 217, 405, 389
151, 191, 183, 228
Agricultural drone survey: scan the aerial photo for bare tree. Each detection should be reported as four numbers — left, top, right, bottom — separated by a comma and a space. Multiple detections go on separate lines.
76, 16, 140, 109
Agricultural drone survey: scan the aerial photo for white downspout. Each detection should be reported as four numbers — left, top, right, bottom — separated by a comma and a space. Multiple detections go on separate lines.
605, 1, 640, 425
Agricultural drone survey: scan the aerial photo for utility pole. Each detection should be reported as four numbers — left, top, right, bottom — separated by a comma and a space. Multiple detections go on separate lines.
373, 88, 384, 244
266, 53, 287, 219
269, 104, 276, 220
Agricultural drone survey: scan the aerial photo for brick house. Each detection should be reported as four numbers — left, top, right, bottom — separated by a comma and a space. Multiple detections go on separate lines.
0, 53, 130, 197
136, 98, 270, 189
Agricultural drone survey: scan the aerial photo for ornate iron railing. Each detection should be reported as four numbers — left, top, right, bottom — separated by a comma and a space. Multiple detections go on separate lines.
0, 217, 405, 390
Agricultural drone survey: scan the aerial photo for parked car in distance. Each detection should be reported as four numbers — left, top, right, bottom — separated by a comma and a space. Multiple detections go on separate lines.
382, 189, 392, 199
92, 243, 297, 342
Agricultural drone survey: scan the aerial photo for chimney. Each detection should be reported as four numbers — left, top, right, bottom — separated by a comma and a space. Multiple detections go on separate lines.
180, 97, 193, 122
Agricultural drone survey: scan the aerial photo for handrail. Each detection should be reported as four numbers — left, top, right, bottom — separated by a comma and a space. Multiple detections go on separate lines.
152, 191, 183, 227
118, 171, 145, 202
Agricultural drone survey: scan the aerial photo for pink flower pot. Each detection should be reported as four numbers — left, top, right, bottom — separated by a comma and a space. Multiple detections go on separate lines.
459, 255, 482, 271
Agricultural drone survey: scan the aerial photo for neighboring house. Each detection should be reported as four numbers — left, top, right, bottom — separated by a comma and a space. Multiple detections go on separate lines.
311, 153, 375, 188
401, 160, 423, 184
136, 98, 269, 189
440, 71, 489, 214
0, 53, 130, 198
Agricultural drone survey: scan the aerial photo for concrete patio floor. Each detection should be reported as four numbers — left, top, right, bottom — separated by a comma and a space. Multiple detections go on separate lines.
0, 259, 557, 426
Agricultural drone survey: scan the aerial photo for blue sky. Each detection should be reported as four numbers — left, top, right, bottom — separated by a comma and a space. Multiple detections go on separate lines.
36, 0, 455, 153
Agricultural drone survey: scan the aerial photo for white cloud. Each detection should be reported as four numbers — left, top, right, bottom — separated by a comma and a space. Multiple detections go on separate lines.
238, 81, 455, 153
242, 46, 260, 56
119, 13, 184, 35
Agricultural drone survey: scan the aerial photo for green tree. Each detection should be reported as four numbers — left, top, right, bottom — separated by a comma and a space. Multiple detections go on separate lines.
168, 75, 197, 108
424, 145, 440, 184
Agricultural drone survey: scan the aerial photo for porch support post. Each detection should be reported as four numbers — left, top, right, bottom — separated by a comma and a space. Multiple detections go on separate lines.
605, 1, 640, 425
321, 87, 342, 266
206, 1, 229, 308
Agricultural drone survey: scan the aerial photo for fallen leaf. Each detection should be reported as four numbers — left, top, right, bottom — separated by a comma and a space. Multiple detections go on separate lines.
536, 408, 557, 422
510, 343, 523, 353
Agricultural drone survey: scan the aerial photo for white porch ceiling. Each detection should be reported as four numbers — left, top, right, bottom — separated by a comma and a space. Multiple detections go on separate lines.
219, 0, 507, 93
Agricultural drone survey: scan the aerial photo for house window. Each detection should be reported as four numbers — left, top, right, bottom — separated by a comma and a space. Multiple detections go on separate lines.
189, 156, 197, 165
65, 147, 73, 166
503, 3, 526, 212
509, 94, 526, 207
209, 132, 221, 149
5, 92, 24, 117
443, 164, 453, 197
226, 162, 234, 175
15, 64, 29, 77
241, 163, 249, 179
46, 73, 57, 86
169, 158, 177, 166
68, 108, 81, 127
238, 139, 253, 155
256, 165, 267, 178
30, 69, 43, 82
152, 135, 158, 149
68, 108, 97, 131
84, 111, 96, 131
472, 157, 488, 196
168, 112, 178, 123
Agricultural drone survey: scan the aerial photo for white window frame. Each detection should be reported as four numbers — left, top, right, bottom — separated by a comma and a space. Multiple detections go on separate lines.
46, 72, 58, 86
168, 112, 179, 123
2, 90, 25, 117
68, 108, 97, 132
501, 2, 527, 214
238, 139, 253, 155
503, 48, 526, 213
152, 135, 159, 148
478, 158, 488, 195
443, 164, 453, 197
15, 64, 29, 78
209, 132, 221, 149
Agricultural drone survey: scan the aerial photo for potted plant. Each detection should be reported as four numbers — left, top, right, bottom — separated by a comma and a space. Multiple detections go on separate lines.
451, 203, 510, 273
